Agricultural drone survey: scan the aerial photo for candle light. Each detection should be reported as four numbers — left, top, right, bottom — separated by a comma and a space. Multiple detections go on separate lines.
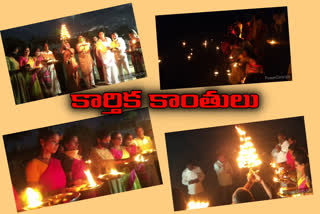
187, 201, 209, 210
84, 170, 97, 188
22, 188, 43, 210
235, 126, 262, 169
60, 24, 71, 41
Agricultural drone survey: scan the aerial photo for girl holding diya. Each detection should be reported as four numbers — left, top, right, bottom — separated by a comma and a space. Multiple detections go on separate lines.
19, 47, 44, 101
25, 129, 66, 195
294, 150, 312, 192
76, 36, 94, 89
6, 47, 30, 104
108, 132, 142, 193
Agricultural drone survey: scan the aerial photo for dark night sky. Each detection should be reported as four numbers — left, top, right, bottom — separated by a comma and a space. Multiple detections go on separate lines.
156, 7, 287, 48
3, 108, 152, 157
1, 3, 137, 41
165, 116, 308, 196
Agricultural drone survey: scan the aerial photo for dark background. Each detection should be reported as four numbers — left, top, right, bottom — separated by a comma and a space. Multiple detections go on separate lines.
165, 116, 309, 208
1, 3, 138, 54
3, 108, 153, 193
156, 7, 291, 89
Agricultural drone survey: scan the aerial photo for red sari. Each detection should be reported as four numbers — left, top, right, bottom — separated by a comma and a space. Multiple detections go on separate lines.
39, 158, 66, 193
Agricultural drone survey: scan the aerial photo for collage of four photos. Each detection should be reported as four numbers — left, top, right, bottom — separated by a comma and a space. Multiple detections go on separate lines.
0, 2, 313, 213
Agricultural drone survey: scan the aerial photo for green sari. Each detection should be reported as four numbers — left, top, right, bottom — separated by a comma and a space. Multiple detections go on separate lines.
108, 147, 141, 193
6, 56, 30, 104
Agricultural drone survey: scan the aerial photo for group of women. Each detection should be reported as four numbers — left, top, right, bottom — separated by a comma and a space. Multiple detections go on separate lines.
20, 127, 156, 202
6, 31, 145, 105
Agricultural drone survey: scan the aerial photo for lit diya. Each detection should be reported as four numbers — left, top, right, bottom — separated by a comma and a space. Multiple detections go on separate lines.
141, 149, 156, 155
187, 200, 209, 210
98, 168, 125, 181
45, 192, 81, 206
68, 170, 103, 192
22, 187, 44, 210
277, 186, 312, 198
267, 39, 279, 46
134, 154, 148, 163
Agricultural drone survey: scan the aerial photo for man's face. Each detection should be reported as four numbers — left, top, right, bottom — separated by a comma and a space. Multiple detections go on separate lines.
98, 32, 104, 40
277, 134, 286, 143
93, 37, 98, 42
44, 43, 49, 51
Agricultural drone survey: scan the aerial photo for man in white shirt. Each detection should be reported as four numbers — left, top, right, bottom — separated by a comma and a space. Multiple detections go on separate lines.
96, 32, 119, 85
271, 132, 289, 164
214, 153, 234, 205
111, 33, 131, 82
182, 162, 205, 200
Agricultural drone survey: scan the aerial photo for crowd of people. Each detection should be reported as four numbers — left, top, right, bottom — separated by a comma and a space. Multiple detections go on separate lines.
172, 131, 311, 210
220, 11, 291, 84
12, 126, 159, 211
6, 31, 145, 104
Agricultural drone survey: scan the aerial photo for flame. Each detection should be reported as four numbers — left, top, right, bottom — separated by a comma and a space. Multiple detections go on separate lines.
85, 159, 92, 164
187, 55, 192, 60
187, 201, 209, 210
60, 24, 71, 41
229, 55, 233, 59
132, 39, 136, 44
182, 41, 186, 47
216, 46, 220, 50
235, 126, 262, 169
23, 188, 43, 209
84, 170, 97, 187
235, 126, 246, 136
158, 58, 162, 63
39, 64, 42, 69
279, 187, 287, 195
141, 149, 155, 154
110, 168, 124, 175
270, 162, 276, 168
273, 177, 279, 182
267, 39, 279, 45
135, 154, 148, 162
233, 62, 238, 68
203, 40, 208, 48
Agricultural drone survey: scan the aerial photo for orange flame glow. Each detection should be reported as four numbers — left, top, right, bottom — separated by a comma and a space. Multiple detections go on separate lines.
187, 201, 209, 210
